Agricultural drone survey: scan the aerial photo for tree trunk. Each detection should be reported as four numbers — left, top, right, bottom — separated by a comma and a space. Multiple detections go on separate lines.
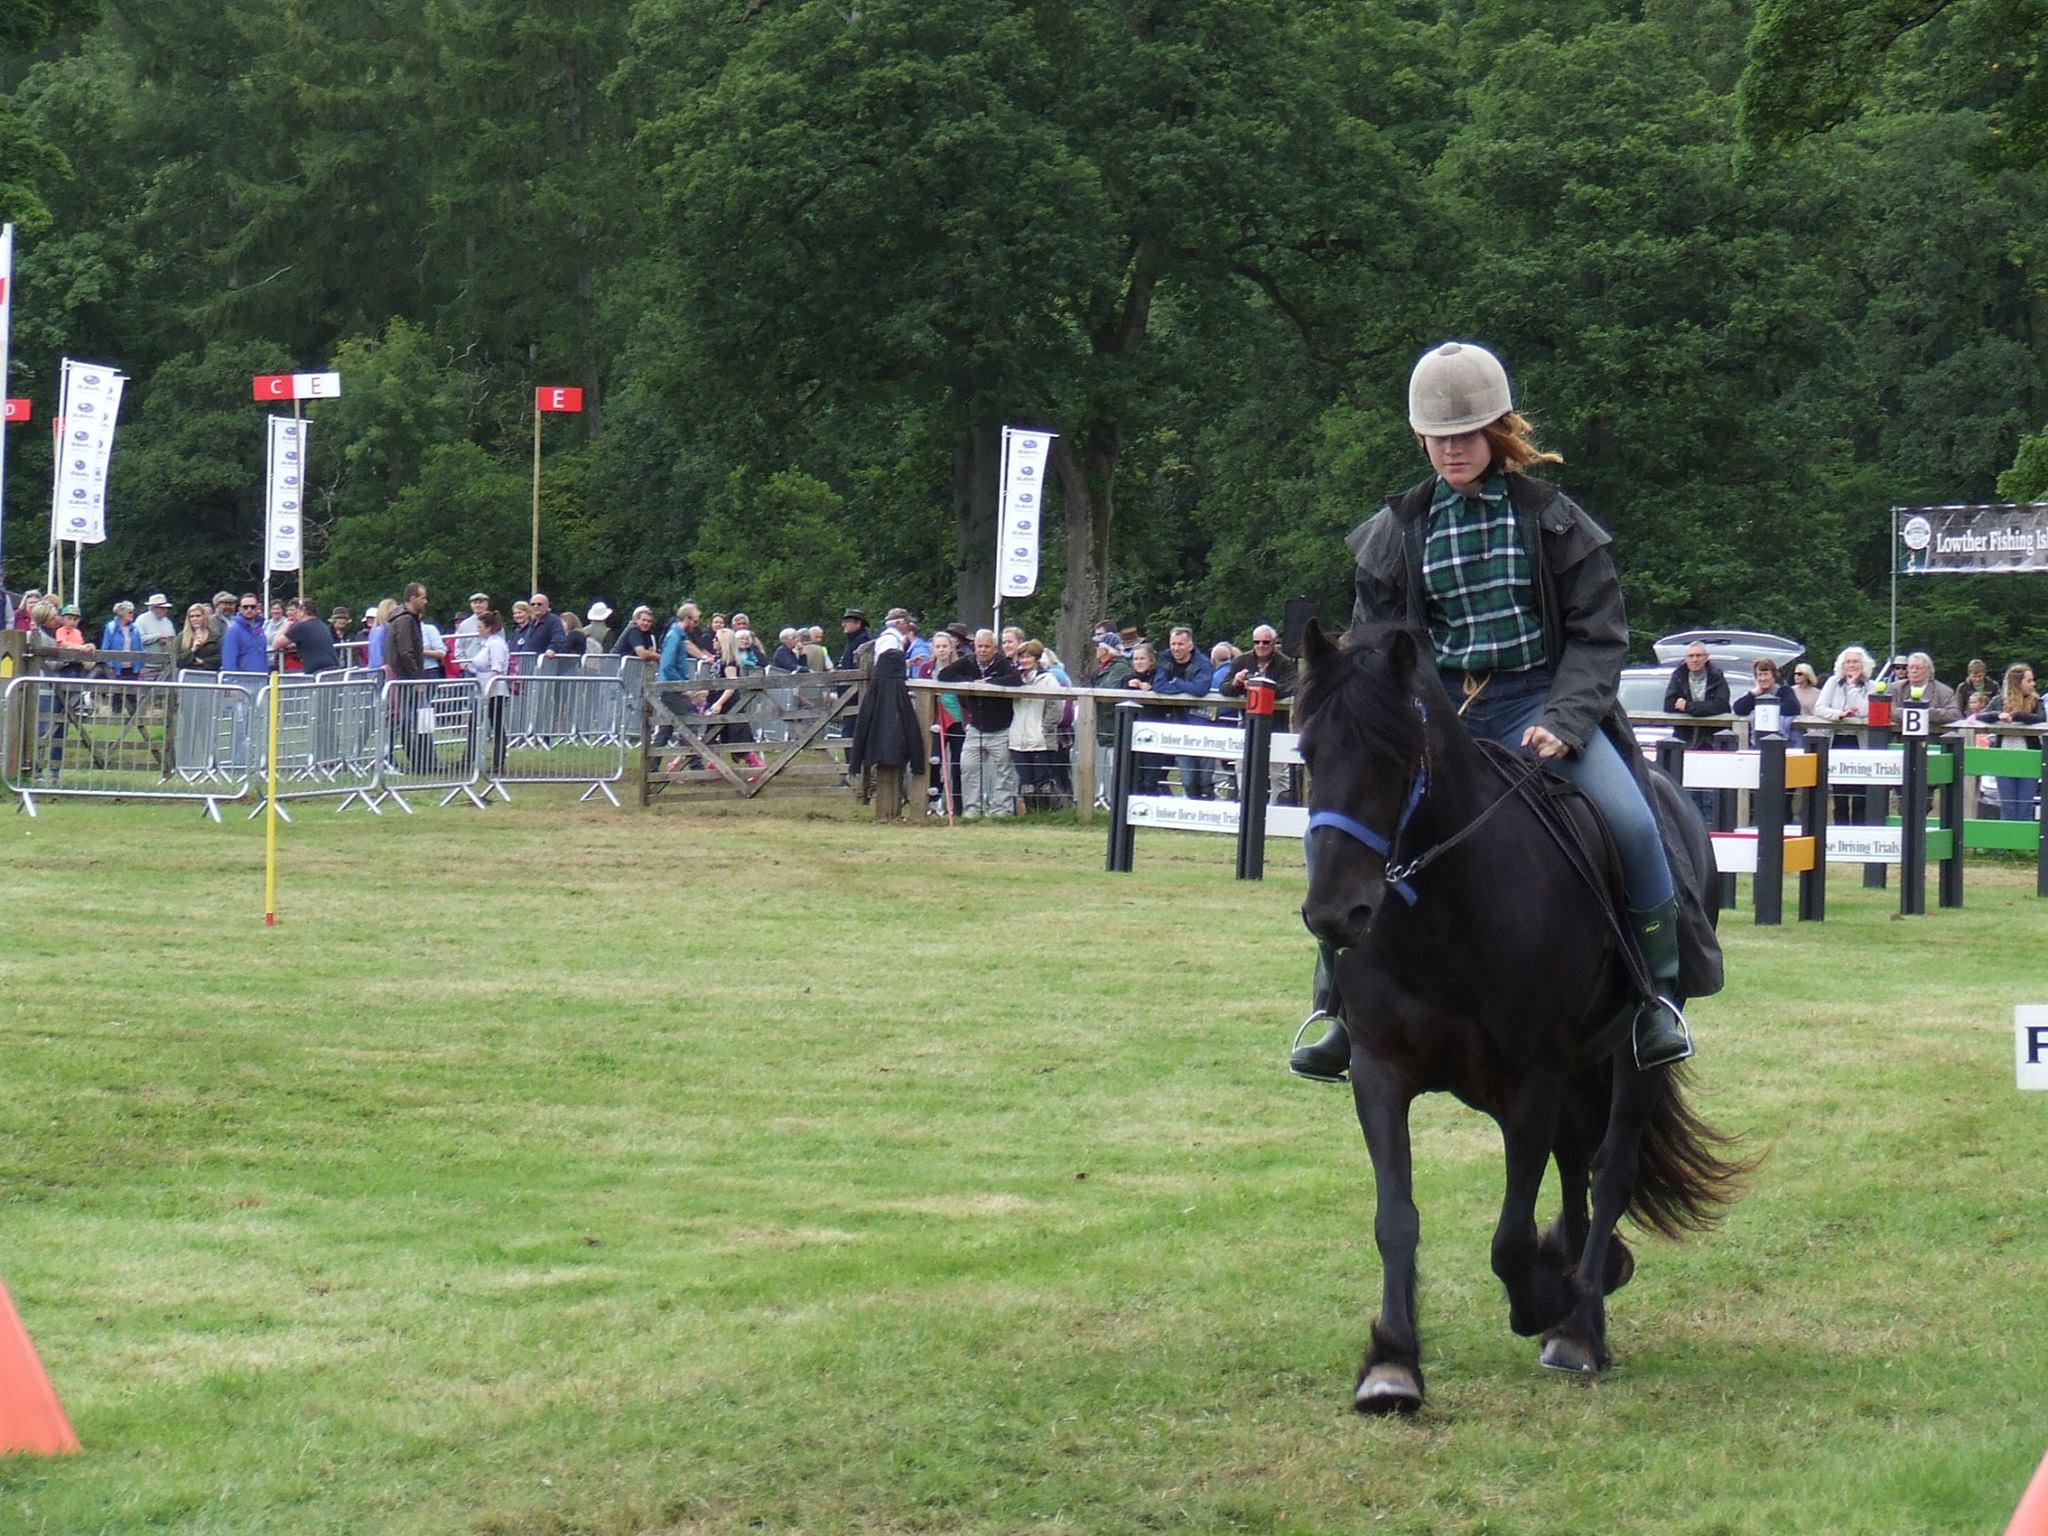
1054, 428, 1118, 673
952, 414, 1000, 628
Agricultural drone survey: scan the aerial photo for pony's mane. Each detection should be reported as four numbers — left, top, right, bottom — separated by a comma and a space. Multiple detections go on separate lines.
1297, 625, 1431, 777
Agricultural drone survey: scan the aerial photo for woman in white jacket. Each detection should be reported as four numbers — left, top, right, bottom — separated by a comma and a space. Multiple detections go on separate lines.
1814, 644, 1877, 823
1813, 645, 1876, 726
1008, 639, 1067, 809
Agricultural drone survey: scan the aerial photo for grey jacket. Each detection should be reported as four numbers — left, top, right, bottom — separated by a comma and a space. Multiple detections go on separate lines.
1348, 473, 1634, 758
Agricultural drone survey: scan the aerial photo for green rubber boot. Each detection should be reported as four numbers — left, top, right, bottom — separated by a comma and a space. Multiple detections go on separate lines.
1628, 900, 1694, 1069
1289, 940, 1351, 1082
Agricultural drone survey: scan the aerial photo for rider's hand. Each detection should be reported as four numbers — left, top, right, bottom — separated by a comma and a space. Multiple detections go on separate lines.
1522, 724, 1568, 760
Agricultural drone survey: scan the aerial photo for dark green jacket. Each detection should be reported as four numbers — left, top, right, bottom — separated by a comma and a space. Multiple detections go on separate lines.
1092, 657, 1134, 745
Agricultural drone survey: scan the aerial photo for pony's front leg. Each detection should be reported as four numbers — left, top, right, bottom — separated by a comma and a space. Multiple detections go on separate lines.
1350, 1053, 1424, 1414
1542, 1052, 1655, 1376
1493, 1081, 1573, 1338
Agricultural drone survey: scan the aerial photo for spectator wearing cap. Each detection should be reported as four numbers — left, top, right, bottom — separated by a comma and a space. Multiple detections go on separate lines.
1091, 638, 1134, 808
585, 600, 614, 653
100, 600, 147, 713
329, 607, 353, 644
837, 608, 872, 669
221, 593, 269, 677
54, 602, 89, 651
453, 592, 490, 668
208, 590, 237, 639
136, 594, 176, 654
936, 628, 1022, 818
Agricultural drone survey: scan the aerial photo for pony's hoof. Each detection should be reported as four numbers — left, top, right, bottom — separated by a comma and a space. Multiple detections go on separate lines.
1354, 1363, 1423, 1415
1539, 1334, 1603, 1377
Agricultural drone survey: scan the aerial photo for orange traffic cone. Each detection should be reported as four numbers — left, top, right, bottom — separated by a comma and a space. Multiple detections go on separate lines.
2011, 1450, 2048, 1536
0, 1281, 79, 1455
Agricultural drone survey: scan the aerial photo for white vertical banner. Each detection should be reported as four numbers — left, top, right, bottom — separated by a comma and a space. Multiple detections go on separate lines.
51, 358, 125, 547
0, 224, 13, 549
995, 425, 1057, 600
266, 415, 306, 571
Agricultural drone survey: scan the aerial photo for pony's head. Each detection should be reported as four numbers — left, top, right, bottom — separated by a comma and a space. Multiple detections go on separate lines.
1296, 620, 1432, 949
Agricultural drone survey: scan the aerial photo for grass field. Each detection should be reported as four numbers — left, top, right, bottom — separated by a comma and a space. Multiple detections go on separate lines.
0, 794, 2043, 1534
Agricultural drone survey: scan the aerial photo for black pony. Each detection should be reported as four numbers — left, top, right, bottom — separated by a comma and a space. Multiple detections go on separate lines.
1294, 620, 1750, 1413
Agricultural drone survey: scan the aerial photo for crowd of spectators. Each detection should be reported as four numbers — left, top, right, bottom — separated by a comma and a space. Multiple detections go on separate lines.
9, 581, 2041, 820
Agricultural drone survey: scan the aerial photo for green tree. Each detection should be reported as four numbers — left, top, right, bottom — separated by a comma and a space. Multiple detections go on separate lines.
689, 468, 869, 628
631, 0, 1438, 663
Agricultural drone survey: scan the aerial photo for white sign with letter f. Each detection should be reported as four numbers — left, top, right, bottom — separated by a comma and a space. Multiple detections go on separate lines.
2019, 1006, 2048, 1091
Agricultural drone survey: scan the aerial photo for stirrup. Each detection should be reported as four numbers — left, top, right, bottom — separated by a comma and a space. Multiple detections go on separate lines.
1633, 994, 1694, 1071
1289, 1009, 1350, 1083
1292, 1009, 1334, 1055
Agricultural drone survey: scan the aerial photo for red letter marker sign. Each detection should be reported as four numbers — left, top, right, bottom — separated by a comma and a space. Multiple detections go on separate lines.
535, 387, 584, 413
3, 399, 28, 423
251, 372, 343, 402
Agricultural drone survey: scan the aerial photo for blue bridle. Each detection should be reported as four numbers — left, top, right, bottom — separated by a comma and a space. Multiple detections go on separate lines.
1306, 769, 1428, 906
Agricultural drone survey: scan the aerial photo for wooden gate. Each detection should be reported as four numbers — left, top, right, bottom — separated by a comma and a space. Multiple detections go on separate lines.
638, 669, 865, 802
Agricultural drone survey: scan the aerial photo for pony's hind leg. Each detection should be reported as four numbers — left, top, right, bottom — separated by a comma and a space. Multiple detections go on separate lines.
1350, 1056, 1424, 1414
1540, 1073, 1632, 1297
1541, 1052, 1655, 1376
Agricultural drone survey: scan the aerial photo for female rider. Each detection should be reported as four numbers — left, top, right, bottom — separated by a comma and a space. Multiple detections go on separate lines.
1292, 340, 1696, 1081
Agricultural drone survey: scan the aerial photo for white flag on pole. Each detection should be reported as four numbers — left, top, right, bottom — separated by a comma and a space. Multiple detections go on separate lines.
0, 224, 13, 540
266, 415, 306, 571
995, 426, 1057, 600
51, 359, 125, 547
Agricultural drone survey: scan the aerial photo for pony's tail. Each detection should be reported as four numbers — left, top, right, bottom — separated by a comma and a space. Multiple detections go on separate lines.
1626, 1066, 1759, 1239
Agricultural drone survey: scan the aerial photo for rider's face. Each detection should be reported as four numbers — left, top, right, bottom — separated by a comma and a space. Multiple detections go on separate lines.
1423, 429, 1490, 492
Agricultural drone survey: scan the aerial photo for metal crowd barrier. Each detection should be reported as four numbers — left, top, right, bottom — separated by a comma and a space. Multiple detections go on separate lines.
249, 671, 387, 817
377, 677, 489, 810
168, 668, 256, 783
2, 673, 254, 819
484, 670, 629, 805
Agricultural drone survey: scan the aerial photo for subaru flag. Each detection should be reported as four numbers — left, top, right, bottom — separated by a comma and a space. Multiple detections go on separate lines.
995, 426, 1057, 599
266, 415, 307, 571
51, 358, 125, 546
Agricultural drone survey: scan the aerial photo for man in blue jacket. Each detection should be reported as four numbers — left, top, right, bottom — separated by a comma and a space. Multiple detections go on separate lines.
1153, 624, 1215, 799
221, 594, 269, 677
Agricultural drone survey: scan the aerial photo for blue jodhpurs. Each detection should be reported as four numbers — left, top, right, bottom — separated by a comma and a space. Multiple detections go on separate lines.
1442, 666, 1674, 908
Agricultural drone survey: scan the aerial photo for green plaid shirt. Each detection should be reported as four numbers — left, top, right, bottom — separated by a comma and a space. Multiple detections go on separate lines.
1419, 474, 1545, 672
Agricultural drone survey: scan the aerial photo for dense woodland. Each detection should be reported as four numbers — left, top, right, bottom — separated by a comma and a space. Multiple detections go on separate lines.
3, 0, 2047, 671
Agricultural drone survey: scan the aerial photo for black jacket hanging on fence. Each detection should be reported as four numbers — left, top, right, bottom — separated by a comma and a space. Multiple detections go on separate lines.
847, 648, 926, 779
